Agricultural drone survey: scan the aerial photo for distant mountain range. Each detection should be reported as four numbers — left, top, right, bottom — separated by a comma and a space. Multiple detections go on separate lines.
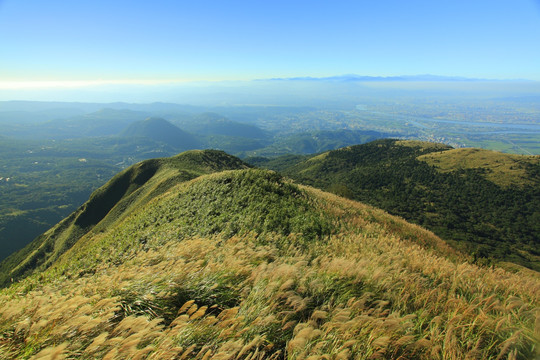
263, 74, 523, 82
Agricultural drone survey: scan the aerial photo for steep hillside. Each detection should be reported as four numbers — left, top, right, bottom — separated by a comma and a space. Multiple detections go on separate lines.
254, 139, 540, 271
0, 167, 538, 359
121, 117, 202, 150
0, 150, 248, 286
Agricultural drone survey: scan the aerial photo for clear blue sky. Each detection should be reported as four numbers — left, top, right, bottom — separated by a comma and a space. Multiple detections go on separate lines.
1, 0, 539, 84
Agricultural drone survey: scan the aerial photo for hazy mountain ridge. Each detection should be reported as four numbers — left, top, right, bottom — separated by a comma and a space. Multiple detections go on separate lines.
0, 151, 537, 359
121, 117, 202, 150
241, 129, 390, 158
177, 112, 269, 138
265, 74, 499, 82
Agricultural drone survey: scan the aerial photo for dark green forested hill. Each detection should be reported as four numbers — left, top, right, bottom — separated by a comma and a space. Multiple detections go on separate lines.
252, 139, 540, 271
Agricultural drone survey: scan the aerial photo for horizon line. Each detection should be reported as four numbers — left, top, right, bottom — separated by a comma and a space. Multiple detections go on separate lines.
0, 74, 537, 90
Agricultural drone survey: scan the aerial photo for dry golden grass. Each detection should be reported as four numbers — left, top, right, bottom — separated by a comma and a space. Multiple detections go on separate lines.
0, 171, 538, 359
417, 147, 540, 187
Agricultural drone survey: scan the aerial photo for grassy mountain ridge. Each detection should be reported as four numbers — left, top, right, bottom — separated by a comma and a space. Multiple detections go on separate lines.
0, 150, 249, 286
0, 164, 538, 359
253, 139, 540, 271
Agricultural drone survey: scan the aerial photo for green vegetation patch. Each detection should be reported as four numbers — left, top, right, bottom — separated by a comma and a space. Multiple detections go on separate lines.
136, 169, 335, 248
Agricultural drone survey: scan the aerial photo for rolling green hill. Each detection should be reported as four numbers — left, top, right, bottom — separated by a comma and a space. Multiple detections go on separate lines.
0, 150, 248, 286
253, 139, 540, 271
0, 153, 538, 359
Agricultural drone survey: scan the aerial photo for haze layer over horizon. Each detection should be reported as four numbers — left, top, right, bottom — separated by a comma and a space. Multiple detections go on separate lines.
1, 0, 539, 90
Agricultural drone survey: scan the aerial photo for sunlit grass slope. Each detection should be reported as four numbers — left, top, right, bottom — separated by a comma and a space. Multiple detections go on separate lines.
417, 146, 540, 188
0, 168, 538, 359
0, 150, 249, 286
